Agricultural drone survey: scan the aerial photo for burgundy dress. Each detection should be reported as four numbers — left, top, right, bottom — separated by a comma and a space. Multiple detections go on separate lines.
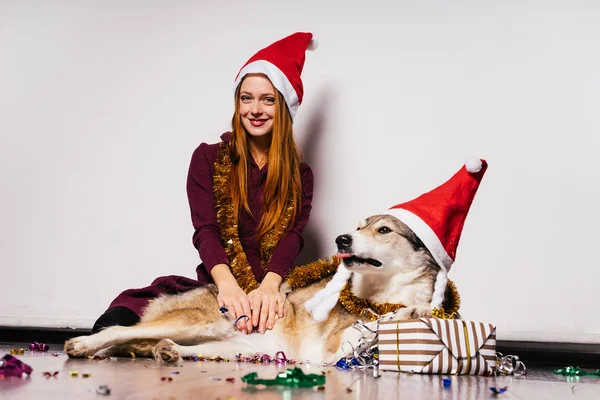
107, 133, 314, 316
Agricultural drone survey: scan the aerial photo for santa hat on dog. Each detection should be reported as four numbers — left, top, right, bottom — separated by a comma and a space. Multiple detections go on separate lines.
234, 32, 318, 120
305, 157, 488, 322
387, 157, 488, 310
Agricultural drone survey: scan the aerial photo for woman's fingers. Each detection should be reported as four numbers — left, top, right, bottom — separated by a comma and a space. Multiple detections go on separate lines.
233, 301, 248, 333
250, 293, 262, 328
220, 295, 250, 334
240, 297, 252, 334
266, 297, 278, 331
277, 294, 285, 319
257, 298, 269, 334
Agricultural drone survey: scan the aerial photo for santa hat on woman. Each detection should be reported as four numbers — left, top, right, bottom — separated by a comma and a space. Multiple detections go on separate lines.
305, 157, 488, 322
234, 32, 318, 121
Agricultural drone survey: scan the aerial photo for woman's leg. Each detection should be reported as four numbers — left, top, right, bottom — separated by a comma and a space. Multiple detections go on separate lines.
91, 306, 140, 333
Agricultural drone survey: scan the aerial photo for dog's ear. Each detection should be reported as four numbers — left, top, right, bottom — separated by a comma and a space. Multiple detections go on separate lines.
401, 224, 427, 252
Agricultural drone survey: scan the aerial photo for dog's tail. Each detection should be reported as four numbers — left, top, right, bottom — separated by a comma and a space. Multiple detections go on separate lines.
304, 265, 352, 322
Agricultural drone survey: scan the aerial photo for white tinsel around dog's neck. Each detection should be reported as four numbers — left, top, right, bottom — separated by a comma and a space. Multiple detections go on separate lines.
304, 265, 352, 322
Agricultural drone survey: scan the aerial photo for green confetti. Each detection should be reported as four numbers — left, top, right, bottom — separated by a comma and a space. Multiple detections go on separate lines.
241, 367, 326, 388
553, 366, 600, 377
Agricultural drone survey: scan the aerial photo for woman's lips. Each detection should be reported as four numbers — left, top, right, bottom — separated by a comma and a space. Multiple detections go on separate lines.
250, 119, 267, 127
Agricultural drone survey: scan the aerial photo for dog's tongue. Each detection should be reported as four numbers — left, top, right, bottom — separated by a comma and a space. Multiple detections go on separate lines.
336, 253, 352, 259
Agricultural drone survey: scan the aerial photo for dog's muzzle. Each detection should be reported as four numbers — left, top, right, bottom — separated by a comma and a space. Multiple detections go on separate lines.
335, 234, 382, 267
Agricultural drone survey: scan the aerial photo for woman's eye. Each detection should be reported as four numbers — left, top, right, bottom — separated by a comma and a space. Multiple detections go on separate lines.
378, 226, 391, 234
241, 95, 251, 102
264, 97, 275, 104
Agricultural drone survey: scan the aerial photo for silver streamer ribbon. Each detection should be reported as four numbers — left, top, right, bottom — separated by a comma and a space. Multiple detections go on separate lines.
495, 352, 527, 376
337, 309, 398, 377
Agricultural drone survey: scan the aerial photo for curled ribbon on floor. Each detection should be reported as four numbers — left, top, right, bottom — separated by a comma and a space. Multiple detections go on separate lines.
495, 353, 527, 376
553, 366, 600, 377
0, 354, 33, 378
336, 309, 397, 377
235, 351, 295, 365
29, 342, 49, 351
241, 367, 325, 388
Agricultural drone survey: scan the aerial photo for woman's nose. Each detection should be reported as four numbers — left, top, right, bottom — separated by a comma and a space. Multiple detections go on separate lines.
251, 102, 262, 115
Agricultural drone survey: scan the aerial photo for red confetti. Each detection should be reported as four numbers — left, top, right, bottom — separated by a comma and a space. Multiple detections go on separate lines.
161, 377, 173, 382
226, 377, 235, 383
43, 371, 59, 378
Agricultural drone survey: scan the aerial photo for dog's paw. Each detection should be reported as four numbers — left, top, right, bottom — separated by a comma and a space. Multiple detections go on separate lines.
154, 339, 181, 363
391, 308, 415, 321
391, 306, 432, 321
65, 336, 97, 358
410, 306, 433, 319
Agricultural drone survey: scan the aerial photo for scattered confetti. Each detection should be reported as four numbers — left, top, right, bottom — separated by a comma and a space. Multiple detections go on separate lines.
9, 349, 25, 355
490, 386, 508, 395
226, 377, 235, 383
161, 377, 173, 382
82, 373, 92, 378
171, 371, 180, 375
0, 355, 33, 378
43, 371, 59, 378
553, 366, 600, 377
51, 353, 60, 357
211, 377, 222, 381
69, 370, 79, 377
29, 342, 49, 352
442, 378, 451, 387
317, 386, 325, 391
96, 385, 111, 396
242, 368, 326, 388
346, 388, 353, 393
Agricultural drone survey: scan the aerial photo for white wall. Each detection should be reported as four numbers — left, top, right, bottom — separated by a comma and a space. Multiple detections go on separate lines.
1, 0, 599, 343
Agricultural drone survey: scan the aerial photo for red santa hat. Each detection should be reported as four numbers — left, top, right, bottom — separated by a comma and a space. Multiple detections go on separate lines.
387, 157, 488, 310
234, 32, 318, 120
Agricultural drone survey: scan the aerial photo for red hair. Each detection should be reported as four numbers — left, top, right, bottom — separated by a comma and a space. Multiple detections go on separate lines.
229, 77, 302, 245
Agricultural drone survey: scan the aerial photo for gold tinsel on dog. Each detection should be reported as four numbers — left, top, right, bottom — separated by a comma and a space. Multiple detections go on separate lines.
339, 279, 461, 321
212, 141, 461, 317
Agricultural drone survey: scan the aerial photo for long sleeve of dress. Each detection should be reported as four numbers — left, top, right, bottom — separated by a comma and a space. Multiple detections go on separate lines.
186, 142, 229, 274
266, 162, 314, 278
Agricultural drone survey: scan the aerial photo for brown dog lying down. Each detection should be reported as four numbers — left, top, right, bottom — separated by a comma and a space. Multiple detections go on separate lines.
66, 214, 453, 363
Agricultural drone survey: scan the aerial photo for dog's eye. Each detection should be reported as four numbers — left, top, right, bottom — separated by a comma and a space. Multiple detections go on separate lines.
378, 226, 391, 234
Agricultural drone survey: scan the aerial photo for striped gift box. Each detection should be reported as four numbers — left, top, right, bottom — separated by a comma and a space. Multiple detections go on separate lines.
378, 318, 497, 375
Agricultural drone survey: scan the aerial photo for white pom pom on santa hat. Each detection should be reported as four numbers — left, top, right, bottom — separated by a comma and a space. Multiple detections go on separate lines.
465, 157, 483, 173
307, 38, 319, 51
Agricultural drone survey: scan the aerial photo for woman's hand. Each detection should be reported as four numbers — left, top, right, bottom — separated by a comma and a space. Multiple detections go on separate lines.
248, 272, 286, 334
211, 264, 252, 334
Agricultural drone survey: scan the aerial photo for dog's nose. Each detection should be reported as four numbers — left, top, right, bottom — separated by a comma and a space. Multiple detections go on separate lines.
336, 234, 353, 249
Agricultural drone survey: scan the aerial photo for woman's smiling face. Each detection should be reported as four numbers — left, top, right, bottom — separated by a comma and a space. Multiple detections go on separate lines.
238, 74, 276, 139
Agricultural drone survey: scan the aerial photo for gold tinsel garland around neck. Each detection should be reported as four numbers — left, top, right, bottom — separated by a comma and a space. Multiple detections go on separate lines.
338, 279, 461, 321
212, 140, 461, 318
212, 141, 339, 293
